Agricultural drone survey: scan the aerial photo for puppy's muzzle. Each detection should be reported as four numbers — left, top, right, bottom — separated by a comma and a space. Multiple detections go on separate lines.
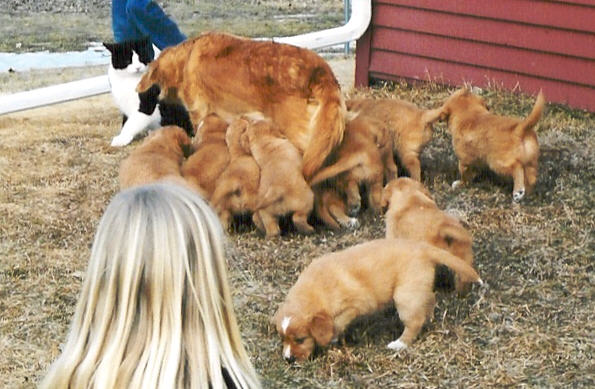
284, 354, 296, 364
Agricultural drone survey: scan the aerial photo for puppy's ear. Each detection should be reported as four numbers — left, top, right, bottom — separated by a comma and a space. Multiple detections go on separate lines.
309, 312, 334, 346
439, 224, 472, 247
381, 183, 392, 209
422, 107, 445, 126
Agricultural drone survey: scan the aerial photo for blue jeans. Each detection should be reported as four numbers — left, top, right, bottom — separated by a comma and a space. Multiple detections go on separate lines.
112, 0, 186, 54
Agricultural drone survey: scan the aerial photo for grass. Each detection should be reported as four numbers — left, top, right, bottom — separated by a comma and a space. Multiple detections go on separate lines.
0, 63, 593, 388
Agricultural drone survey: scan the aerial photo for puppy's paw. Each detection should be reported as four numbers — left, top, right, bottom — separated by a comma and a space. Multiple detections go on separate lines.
451, 180, 462, 190
387, 339, 408, 351
346, 217, 360, 229
513, 189, 525, 202
347, 204, 361, 217
111, 134, 133, 147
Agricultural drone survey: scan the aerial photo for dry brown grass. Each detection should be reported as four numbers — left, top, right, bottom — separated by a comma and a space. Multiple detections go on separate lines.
0, 65, 593, 388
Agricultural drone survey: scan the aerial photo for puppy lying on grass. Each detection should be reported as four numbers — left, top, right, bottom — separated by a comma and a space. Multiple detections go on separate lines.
347, 98, 444, 181
245, 118, 315, 237
210, 117, 261, 230
441, 88, 545, 202
382, 177, 474, 293
273, 239, 482, 362
181, 113, 230, 198
119, 125, 192, 190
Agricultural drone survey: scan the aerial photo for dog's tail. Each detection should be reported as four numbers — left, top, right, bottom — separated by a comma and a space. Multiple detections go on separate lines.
308, 153, 367, 187
425, 245, 482, 286
302, 67, 346, 181
517, 90, 545, 135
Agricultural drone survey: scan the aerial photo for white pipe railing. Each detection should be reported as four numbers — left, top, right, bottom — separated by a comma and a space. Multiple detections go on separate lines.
0, 0, 371, 116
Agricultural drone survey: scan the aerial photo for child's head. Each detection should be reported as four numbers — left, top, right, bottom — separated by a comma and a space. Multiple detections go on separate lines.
41, 183, 260, 389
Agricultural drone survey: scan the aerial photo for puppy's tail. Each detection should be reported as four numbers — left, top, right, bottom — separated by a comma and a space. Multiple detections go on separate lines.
209, 175, 239, 206
309, 153, 367, 187
302, 67, 346, 181
425, 245, 481, 286
518, 90, 545, 135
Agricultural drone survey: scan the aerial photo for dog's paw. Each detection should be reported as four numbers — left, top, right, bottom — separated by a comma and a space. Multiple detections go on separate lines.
346, 217, 360, 229
111, 134, 133, 147
387, 339, 408, 351
451, 180, 462, 190
513, 189, 525, 202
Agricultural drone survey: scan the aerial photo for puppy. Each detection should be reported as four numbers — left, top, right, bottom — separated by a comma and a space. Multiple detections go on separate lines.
135, 31, 346, 180
441, 88, 545, 202
244, 118, 315, 237
347, 98, 444, 181
309, 113, 394, 214
273, 238, 482, 362
209, 117, 261, 229
382, 177, 474, 293
119, 125, 192, 190
312, 182, 360, 231
181, 113, 230, 198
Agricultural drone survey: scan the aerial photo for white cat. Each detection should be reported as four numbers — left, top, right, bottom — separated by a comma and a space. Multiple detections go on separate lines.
103, 39, 161, 146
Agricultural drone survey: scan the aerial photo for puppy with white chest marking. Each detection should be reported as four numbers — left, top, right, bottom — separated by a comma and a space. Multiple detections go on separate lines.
441, 88, 545, 202
273, 239, 482, 362
245, 118, 315, 237
347, 98, 444, 182
119, 125, 193, 190
382, 177, 474, 293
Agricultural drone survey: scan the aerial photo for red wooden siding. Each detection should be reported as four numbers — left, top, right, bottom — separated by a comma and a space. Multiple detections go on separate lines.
355, 0, 595, 111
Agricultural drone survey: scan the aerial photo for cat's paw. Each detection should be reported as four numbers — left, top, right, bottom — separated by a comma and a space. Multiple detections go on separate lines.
111, 134, 133, 147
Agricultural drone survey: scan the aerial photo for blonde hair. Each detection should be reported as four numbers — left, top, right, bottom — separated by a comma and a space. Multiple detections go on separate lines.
41, 183, 261, 389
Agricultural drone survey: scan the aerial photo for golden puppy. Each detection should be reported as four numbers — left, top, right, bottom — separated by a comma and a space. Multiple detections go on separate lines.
309, 114, 394, 214
210, 117, 261, 229
136, 31, 346, 180
441, 88, 545, 202
119, 125, 192, 190
273, 238, 482, 362
382, 177, 474, 293
181, 113, 230, 198
312, 182, 359, 231
245, 118, 314, 237
347, 98, 444, 181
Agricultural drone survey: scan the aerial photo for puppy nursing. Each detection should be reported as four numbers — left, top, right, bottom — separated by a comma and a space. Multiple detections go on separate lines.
119, 125, 192, 189
136, 31, 346, 180
441, 88, 545, 201
274, 239, 482, 362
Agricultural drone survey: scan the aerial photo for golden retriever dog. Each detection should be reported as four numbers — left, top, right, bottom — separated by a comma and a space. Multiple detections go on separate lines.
273, 238, 482, 362
347, 98, 444, 181
309, 114, 395, 215
135, 31, 346, 180
244, 117, 314, 237
312, 182, 359, 231
181, 113, 230, 198
119, 125, 192, 190
209, 117, 261, 229
382, 177, 474, 293
441, 88, 545, 202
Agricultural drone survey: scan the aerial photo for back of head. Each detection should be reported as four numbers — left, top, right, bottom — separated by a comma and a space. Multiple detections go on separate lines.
41, 183, 260, 389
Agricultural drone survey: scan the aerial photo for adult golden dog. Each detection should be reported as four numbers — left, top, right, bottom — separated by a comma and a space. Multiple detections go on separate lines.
119, 125, 192, 190
273, 239, 482, 362
441, 88, 545, 202
347, 98, 444, 181
382, 177, 474, 293
136, 31, 346, 180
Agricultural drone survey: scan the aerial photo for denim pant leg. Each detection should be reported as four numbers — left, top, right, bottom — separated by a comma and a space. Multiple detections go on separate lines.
112, 0, 144, 43
125, 0, 187, 50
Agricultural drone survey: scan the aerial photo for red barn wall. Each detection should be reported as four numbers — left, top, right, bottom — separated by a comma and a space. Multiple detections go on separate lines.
355, 0, 595, 111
